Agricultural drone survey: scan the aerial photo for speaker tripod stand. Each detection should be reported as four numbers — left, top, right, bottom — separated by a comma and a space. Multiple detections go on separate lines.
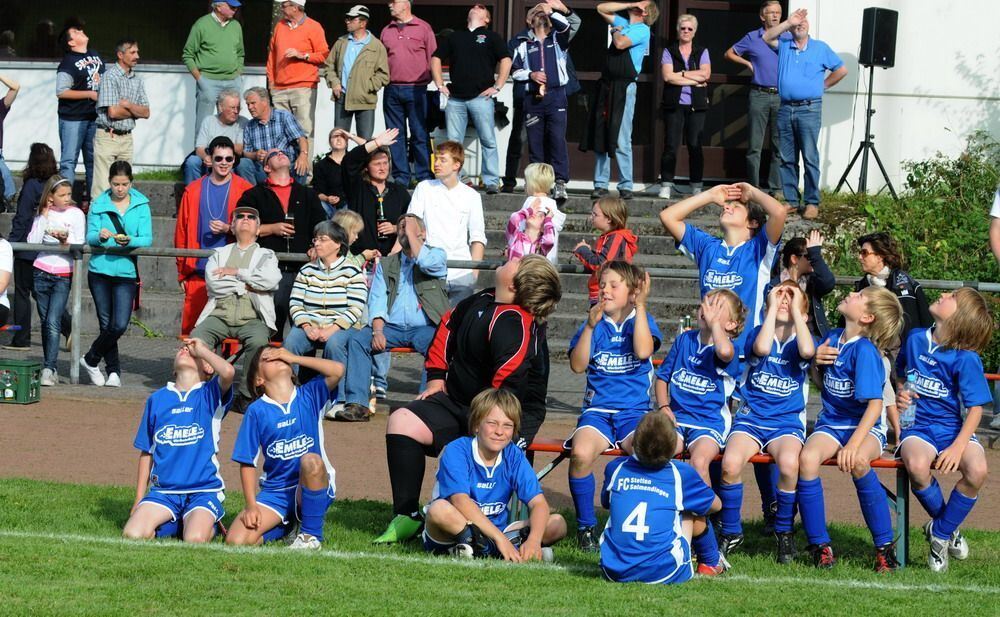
835, 64, 897, 199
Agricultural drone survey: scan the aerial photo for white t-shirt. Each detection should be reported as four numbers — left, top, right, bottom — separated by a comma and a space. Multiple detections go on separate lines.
990, 188, 1000, 218
408, 179, 487, 285
0, 238, 12, 309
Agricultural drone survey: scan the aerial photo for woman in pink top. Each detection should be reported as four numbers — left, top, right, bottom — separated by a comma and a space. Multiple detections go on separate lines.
27, 175, 85, 385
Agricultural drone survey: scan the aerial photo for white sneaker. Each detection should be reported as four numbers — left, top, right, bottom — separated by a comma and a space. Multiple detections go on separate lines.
691, 182, 703, 195
925, 521, 949, 573
324, 402, 345, 420
40, 368, 58, 386
288, 533, 321, 551
105, 373, 121, 387
658, 183, 674, 199
79, 357, 106, 386
949, 529, 969, 560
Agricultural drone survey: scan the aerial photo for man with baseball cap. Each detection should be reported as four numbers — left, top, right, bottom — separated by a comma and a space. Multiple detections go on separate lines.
182, 1, 245, 144
190, 203, 281, 409
324, 5, 389, 139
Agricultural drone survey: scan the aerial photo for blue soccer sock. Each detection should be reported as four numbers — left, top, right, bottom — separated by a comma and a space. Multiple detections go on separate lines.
913, 478, 945, 518
693, 519, 721, 567
774, 489, 796, 534
753, 463, 777, 515
569, 474, 597, 529
154, 518, 181, 539
797, 477, 831, 546
932, 488, 977, 540
718, 482, 744, 536
853, 470, 894, 547
300, 487, 332, 541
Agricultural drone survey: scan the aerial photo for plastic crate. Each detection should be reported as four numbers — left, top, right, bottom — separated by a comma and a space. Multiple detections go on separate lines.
0, 360, 41, 405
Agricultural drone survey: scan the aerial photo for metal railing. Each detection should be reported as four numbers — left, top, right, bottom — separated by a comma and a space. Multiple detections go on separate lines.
8, 241, 1000, 384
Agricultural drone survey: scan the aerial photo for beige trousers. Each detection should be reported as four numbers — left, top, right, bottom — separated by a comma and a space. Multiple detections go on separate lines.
92, 130, 134, 197
271, 87, 317, 160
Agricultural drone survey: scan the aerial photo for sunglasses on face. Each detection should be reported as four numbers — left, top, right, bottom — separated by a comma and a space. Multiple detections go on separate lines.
213, 155, 235, 163
858, 249, 876, 258
234, 213, 257, 221
679, 26, 694, 31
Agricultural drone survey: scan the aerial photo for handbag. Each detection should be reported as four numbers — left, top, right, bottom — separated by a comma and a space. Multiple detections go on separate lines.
106, 210, 142, 311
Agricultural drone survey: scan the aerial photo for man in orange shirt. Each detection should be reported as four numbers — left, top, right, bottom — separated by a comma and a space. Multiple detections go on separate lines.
267, 0, 329, 160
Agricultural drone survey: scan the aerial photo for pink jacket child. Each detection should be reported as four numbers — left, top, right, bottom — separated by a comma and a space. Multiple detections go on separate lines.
505, 198, 555, 261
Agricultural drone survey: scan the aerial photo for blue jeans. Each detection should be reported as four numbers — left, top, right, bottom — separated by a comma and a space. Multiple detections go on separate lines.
593, 82, 636, 191
33, 270, 71, 371
195, 76, 242, 143
445, 95, 500, 188
283, 325, 354, 402
183, 153, 259, 186
383, 84, 432, 185
58, 119, 97, 198
0, 151, 15, 200
778, 99, 822, 206
85, 271, 137, 376
345, 324, 435, 407
247, 160, 307, 186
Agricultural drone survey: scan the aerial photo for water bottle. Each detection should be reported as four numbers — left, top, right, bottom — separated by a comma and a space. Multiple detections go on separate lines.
899, 373, 918, 430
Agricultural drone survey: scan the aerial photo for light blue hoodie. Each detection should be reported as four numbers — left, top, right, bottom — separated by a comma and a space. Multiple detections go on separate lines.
86, 188, 153, 279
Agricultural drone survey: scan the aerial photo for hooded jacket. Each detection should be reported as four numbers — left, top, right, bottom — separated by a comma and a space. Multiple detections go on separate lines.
574, 228, 639, 301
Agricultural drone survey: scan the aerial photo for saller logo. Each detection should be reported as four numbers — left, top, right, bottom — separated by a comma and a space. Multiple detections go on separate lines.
155, 424, 205, 446
823, 373, 854, 398
909, 371, 949, 399
751, 371, 798, 397
703, 270, 743, 289
593, 351, 642, 374
671, 368, 716, 395
267, 435, 315, 460
478, 502, 506, 517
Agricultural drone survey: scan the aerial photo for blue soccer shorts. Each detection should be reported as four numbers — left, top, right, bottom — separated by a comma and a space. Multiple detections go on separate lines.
729, 420, 806, 452
141, 490, 225, 524
565, 409, 647, 450
812, 422, 887, 451
895, 423, 983, 457
423, 519, 525, 557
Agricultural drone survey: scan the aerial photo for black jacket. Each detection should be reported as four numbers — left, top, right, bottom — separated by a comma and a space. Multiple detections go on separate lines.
854, 268, 933, 345
342, 145, 411, 256
235, 181, 327, 272
769, 246, 837, 337
10, 178, 44, 261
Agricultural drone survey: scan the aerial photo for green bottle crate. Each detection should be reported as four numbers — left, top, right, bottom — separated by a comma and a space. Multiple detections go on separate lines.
0, 360, 42, 404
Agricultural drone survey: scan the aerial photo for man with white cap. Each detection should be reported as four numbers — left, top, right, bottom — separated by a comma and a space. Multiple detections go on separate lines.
182, 1, 245, 143
325, 5, 389, 139
267, 0, 330, 159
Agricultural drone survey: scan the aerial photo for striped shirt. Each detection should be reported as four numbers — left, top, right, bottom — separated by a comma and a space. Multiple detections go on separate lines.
243, 108, 304, 162
96, 63, 149, 131
289, 256, 368, 329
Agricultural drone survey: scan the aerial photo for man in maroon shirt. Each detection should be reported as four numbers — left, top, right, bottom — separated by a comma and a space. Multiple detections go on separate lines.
380, 0, 436, 186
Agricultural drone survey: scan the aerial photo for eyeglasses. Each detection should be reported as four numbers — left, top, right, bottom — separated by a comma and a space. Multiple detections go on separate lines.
234, 213, 257, 221
213, 155, 235, 163
312, 236, 335, 245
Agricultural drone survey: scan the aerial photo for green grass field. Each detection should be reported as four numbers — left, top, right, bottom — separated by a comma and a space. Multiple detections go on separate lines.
1, 478, 998, 616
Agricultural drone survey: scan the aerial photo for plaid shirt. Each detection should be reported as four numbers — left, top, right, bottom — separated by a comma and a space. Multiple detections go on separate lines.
96, 63, 149, 131
242, 108, 304, 161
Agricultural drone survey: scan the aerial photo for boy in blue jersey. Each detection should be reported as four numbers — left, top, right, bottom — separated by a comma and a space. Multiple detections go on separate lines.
227, 347, 344, 551
566, 262, 661, 551
655, 288, 744, 479
895, 288, 993, 573
423, 388, 566, 560
802, 287, 903, 572
123, 338, 236, 542
718, 282, 815, 563
600, 411, 722, 583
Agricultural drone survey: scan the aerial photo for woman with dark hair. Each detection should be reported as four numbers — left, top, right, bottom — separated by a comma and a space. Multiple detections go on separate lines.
79, 160, 153, 387
774, 229, 835, 337
2, 143, 71, 351
854, 231, 932, 344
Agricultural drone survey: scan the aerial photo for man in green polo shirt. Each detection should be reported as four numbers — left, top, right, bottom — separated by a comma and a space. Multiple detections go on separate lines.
183, 1, 245, 145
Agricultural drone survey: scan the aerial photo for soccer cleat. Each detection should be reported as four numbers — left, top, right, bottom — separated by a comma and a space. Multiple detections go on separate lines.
576, 526, 598, 553
79, 356, 106, 386
40, 368, 58, 387
105, 372, 121, 387
718, 533, 744, 557
809, 543, 836, 569
924, 521, 950, 572
762, 501, 778, 535
323, 402, 346, 421
696, 554, 731, 577
373, 514, 423, 544
873, 542, 900, 574
948, 530, 969, 560
288, 533, 322, 550
775, 532, 796, 565
448, 543, 474, 559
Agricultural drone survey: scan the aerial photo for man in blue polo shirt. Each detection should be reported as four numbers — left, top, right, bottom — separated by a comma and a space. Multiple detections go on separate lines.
764, 8, 846, 220
726, 1, 782, 196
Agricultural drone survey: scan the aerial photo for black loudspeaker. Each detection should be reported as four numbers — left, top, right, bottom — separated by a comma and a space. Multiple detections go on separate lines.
859, 7, 898, 68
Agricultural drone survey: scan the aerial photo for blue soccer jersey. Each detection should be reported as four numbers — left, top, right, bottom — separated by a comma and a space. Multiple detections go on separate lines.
133, 376, 233, 493
897, 328, 992, 431
657, 329, 739, 425
231, 376, 336, 492
600, 456, 716, 584
680, 225, 779, 332
817, 329, 885, 430
737, 325, 812, 430
570, 309, 662, 413
433, 437, 542, 529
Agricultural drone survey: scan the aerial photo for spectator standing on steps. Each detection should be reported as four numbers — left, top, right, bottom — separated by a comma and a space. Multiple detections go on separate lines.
182, 1, 245, 142
381, 0, 436, 187
92, 38, 149, 198
0, 74, 20, 208
325, 4, 389, 140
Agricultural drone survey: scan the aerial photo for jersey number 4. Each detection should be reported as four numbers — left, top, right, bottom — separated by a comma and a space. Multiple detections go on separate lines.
622, 502, 650, 541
